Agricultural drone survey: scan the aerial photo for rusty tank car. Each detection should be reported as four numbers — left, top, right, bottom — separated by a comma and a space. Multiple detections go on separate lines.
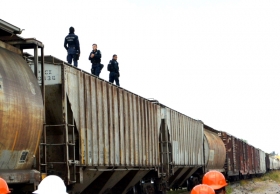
0, 19, 44, 190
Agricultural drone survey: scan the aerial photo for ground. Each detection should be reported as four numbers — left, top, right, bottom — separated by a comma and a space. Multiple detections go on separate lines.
168, 171, 280, 194
229, 179, 280, 194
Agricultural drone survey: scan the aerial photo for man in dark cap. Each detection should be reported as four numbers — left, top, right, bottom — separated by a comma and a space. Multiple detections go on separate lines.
64, 26, 80, 67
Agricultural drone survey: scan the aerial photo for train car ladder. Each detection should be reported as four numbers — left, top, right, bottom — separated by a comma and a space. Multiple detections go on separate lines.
159, 119, 172, 179
39, 97, 77, 185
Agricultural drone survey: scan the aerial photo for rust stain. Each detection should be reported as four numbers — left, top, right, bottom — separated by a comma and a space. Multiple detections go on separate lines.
11, 131, 19, 151
0, 47, 43, 171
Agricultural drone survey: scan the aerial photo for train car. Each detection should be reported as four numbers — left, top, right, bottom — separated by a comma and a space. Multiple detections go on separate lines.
158, 106, 204, 190
29, 55, 163, 193
253, 147, 260, 175
0, 19, 45, 191
237, 139, 249, 178
220, 132, 240, 180
258, 149, 266, 174
202, 125, 226, 173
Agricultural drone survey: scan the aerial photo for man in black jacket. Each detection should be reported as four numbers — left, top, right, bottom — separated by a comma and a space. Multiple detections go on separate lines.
64, 27, 80, 67
108, 54, 120, 86
89, 44, 102, 77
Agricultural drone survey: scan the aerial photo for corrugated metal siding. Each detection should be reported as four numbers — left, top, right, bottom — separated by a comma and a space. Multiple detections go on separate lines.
164, 108, 203, 166
238, 140, 245, 174
259, 150, 266, 174
64, 66, 161, 167
254, 148, 260, 173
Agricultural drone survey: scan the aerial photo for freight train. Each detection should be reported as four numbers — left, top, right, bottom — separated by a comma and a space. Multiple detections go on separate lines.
0, 19, 279, 194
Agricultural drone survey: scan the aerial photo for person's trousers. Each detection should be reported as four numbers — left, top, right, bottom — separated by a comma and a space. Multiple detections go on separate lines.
91, 64, 101, 77
109, 72, 120, 86
67, 47, 78, 67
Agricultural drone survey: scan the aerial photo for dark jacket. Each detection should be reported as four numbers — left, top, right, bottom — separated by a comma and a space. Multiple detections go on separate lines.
64, 33, 80, 53
109, 59, 119, 73
89, 50, 101, 64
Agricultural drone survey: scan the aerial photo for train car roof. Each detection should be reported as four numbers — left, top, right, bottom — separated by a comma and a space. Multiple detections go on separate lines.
0, 19, 21, 36
0, 19, 43, 49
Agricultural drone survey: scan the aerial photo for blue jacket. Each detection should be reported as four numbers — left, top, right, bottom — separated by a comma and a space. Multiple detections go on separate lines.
109, 59, 119, 73
89, 50, 101, 64
64, 33, 80, 53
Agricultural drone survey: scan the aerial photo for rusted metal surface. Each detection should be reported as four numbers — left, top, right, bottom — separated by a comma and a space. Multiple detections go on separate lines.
254, 148, 260, 174
0, 47, 43, 173
50, 64, 162, 168
238, 139, 244, 174
247, 144, 254, 174
0, 169, 40, 184
162, 107, 204, 166
203, 126, 226, 172
239, 140, 249, 175
36, 57, 162, 192
40, 56, 212, 191
0, 40, 21, 55
221, 132, 239, 176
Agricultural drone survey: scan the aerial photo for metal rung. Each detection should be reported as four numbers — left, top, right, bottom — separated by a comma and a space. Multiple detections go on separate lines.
40, 143, 66, 146
40, 143, 75, 146
40, 164, 47, 166
47, 162, 67, 164
44, 124, 74, 127
45, 124, 66, 127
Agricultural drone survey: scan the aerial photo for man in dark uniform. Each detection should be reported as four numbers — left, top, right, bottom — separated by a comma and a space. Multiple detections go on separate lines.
64, 27, 80, 67
89, 44, 102, 77
108, 54, 120, 86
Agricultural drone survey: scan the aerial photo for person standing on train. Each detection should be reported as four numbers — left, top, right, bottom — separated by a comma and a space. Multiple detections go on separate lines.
0, 178, 10, 194
107, 54, 120, 86
202, 171, 227, 194
190, 184, 215, 194
89, 44, 103, 77
64, 27, 80, 67
33, 175, 68, 194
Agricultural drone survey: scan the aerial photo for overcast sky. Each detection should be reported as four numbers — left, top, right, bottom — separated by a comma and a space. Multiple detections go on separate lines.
1, 0, 280, 154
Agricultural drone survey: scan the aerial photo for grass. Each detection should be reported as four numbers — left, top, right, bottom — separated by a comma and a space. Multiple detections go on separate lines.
254, 170, 280, 183
225, 185, 233, 194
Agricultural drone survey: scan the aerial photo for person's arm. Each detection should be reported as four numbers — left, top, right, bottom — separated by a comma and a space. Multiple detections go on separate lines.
75, 36, 80, 53
89, 52, 92, 60
64, 37, 68, 50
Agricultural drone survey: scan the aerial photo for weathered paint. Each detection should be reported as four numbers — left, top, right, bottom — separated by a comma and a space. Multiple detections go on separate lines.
221, 132, 239, 176
0, 47, 43, 171
162, 107, 204, 166
259, 149, 266, 174
63, 65, 161, 167
203, 127, 226, 172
